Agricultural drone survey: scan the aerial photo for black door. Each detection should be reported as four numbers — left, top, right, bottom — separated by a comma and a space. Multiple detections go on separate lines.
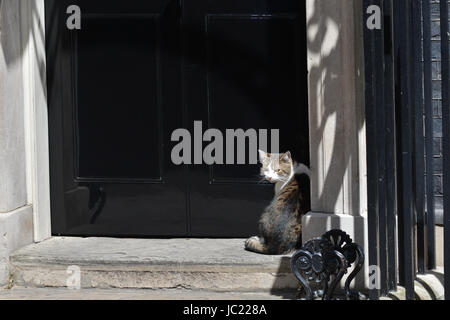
46, 0, 308, 237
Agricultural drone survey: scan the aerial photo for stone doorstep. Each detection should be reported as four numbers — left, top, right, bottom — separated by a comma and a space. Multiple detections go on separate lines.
8, 237, 445, 300
0, 287, 298, 300
9, 237, 298, 292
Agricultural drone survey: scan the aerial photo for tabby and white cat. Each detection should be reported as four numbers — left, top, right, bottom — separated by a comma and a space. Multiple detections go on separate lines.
245, 150, 311, 255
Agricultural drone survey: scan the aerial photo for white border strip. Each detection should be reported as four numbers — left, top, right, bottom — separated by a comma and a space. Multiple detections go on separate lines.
21, 0, 51, 242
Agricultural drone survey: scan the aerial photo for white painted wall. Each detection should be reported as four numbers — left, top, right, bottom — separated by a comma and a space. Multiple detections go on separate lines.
20, 0, 51, 242
0, 0, 49, 286
0, 0, 28, 213
306, 0, 367, 217
303, 0, 370, 289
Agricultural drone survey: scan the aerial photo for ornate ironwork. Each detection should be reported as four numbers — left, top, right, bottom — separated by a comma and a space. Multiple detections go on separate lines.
291, 229, 365, 300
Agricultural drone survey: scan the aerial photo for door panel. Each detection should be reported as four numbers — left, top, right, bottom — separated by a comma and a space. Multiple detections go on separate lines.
77, 15, 162, 179
184, 0, 308, 236
46, 0, 308, 237
47, 0, 187, 236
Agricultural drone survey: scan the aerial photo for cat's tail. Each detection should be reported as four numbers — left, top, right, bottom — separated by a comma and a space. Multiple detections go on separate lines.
245, 236, 270, 254
294, 163, 310, 178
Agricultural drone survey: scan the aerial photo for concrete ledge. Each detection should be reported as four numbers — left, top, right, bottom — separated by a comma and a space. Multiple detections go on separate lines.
0, 206, 34, 285
0, 287, 297, 300
10, 238, 298, 292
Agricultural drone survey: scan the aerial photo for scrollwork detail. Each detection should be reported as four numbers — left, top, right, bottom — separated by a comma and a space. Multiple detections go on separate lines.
291, 229, 365, 300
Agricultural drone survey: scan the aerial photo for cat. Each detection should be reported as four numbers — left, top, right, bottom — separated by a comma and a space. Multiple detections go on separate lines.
244, 150, 311, 255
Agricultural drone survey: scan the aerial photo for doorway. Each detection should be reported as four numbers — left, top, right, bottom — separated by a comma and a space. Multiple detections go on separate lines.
46, 0, 309, 237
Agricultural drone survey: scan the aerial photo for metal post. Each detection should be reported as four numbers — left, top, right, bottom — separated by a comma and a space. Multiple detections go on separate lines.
363, 0, 382, 300
376, 0, 388, 295
383, 0, 398, 291
412, 0, 426, 274
423, 0, 436, 272
440, 0, 450, 301
395, 0, 416, 300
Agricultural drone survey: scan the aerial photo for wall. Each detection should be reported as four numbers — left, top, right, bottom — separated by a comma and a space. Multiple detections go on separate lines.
429, 0, 449, 225
0, 0, 49, 286
303, 0, 369, 289
306, 0, 367, 217
0, 0, 33, 285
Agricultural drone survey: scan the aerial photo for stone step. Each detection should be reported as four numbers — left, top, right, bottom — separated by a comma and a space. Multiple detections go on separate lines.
0, 287, 297, 300
9, 237, 298, 292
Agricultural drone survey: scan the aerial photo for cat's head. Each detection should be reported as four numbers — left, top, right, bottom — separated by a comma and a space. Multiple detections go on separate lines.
258, 150, 294, 183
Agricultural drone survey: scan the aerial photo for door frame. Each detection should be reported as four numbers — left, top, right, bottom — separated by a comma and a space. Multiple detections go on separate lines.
26, 0, 363, 241
20, 0, 52, 242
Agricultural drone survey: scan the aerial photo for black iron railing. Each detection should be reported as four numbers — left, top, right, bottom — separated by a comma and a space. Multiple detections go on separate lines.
441, 0, 450, 301
363, 0, 449, 300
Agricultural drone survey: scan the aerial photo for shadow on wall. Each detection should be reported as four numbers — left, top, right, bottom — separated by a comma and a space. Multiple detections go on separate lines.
305, 0, 369, 291
307, 0, 366, 215
272, 0, 368, 296
0, 0, 47, 97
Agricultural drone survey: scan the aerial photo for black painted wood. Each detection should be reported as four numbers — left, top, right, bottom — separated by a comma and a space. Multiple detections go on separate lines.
46, 0, 309, 237
182, 0, 308, 237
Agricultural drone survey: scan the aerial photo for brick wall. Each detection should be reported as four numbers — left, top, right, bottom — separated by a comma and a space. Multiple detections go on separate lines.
429, 0, 448, 222
431, 0, 450, 218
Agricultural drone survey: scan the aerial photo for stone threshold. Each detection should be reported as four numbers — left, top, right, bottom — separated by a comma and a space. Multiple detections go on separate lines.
0, 287, 298, 300
8, 237, 298, 292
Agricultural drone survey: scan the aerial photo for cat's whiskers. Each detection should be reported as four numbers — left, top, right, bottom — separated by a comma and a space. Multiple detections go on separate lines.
255, 173, 270, 184
257, 176, 267, 184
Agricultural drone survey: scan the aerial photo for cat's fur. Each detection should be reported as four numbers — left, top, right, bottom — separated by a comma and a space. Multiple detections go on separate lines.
245, 151, 311, 255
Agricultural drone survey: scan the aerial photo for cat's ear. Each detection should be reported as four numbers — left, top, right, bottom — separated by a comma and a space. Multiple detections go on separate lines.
258, 150, 268, 162
280, 151, 292, 163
